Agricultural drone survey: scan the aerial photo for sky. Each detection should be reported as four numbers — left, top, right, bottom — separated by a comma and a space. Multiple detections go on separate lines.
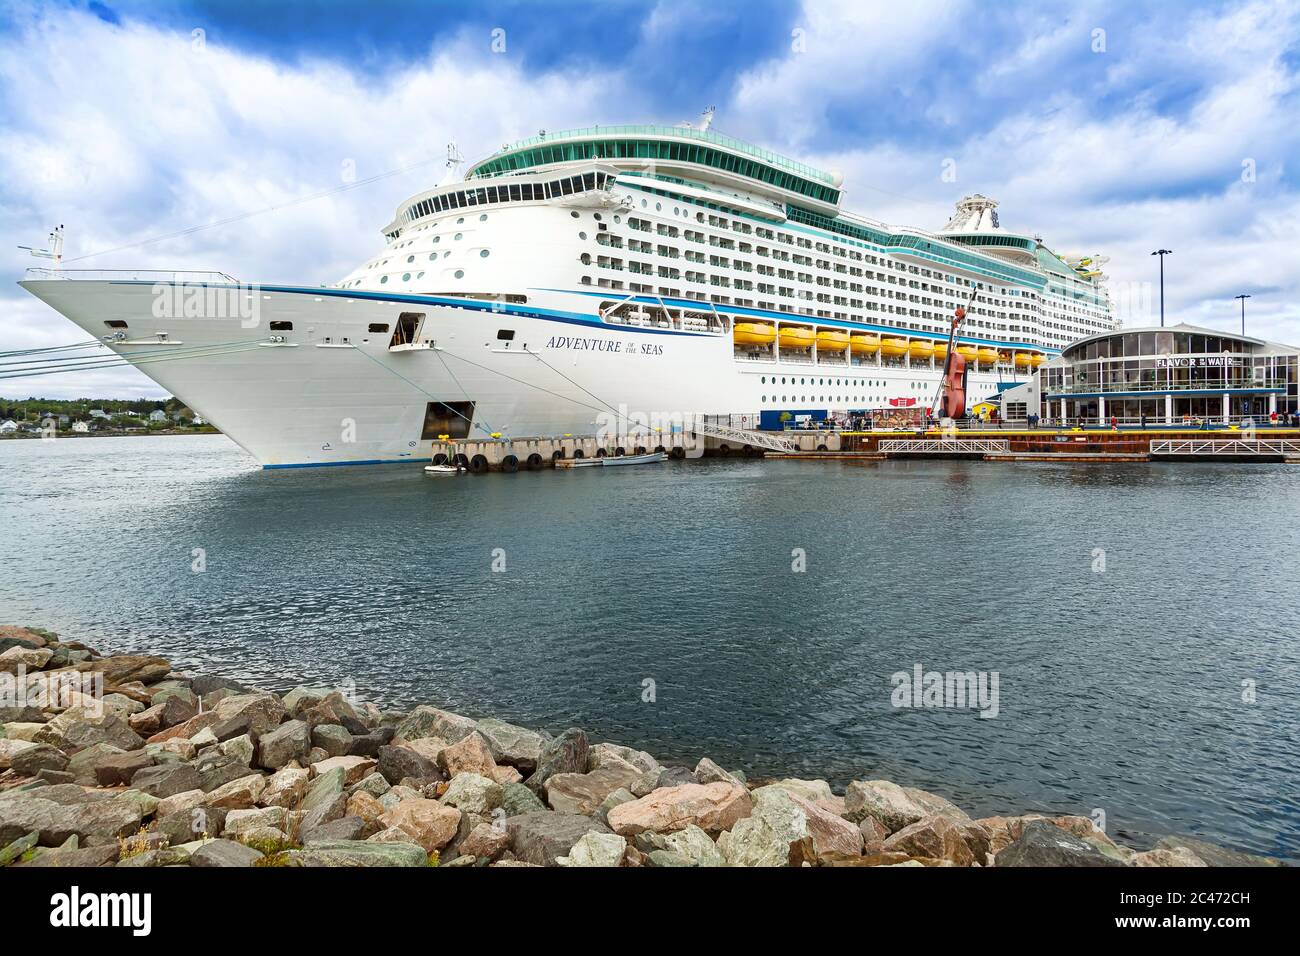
1, 0, 1298, 398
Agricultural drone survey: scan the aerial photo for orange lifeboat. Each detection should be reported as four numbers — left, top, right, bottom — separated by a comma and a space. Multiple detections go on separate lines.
778, 325, 815, 349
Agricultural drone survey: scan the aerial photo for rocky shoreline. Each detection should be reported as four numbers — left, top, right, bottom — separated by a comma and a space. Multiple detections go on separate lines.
0, 625, 1285, 868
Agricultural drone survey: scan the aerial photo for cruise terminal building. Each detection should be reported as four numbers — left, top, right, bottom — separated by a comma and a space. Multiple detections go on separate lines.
1038, 323, 1299, 424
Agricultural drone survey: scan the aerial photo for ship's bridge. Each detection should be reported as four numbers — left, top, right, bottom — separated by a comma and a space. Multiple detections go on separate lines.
465, 125, 844, 216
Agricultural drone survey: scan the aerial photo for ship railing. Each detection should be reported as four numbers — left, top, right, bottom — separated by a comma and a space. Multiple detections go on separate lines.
1151, 438, 1300, 456
24, 268, 240, 284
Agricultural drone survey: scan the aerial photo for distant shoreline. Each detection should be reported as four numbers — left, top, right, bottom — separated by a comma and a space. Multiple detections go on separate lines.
0, 429, 221, 441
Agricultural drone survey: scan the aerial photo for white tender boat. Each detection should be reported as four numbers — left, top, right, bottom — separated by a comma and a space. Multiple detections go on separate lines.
601, 451, 667, 467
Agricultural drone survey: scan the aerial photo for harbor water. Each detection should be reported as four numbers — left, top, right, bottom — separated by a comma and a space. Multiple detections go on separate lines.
1, 434, 1297, 860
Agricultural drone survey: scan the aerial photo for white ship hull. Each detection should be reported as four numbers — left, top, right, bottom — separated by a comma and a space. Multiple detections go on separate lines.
20, 279, 1029, 467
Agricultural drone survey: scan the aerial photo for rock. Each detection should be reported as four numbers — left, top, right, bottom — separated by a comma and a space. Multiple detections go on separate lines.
301, 691, 367, 734
223, 806, 287, 836
311, 723, 353, 757
608, 782, 752, 837
302, 815, 371, 843
379, 798, 461, 853
0, 794, 143, 847
844, 780, 969, 833
0, 625, 49, 650
646, 849, 694, 867
715, 786, 860, 866
155, 789, 208, 818
860, 816, 890, 853
36, 710, 143, 753
346, 790, 386, 827
474, 717, 549, 772
310, 755, 376, 786
189, 674, 250, 699
655, 766, 696, 789
195, 753, 257, 792
348, 771, 390, 799
1154, 835, 1284, 867
436, 731, 497, 779
440, 772, 503, 815
76, 654, 171, 686
377, 744, 441, 785
693, 757, 744, 787
506, 811, 614, 867
501, 782, 547, 817
1134, 847, 1209, 867
0, 738, 39, 770
128, 696, 197, 736
557, 830, 627, 867
546, 761, 649, 815
189, 839, 264, 867
0, 830, 40, 865
995, 820, 1126, 867
204, 774, 268, 811
345, 728, 395, 758
490, 765, 524, 786
588, 742, 660, 775
0, 645, 52, 673
524, 728, 588, 794
208, 693, 288, 741
10, 743, 70, 776
638, 823, 725, 866
66, 743, 127, 786
130, 763, 202, 798
2, 722, 45, 742
458, 821, 511, 861
281, 686, 330, 716
154, 806, 226, 845
883, 815, 975, 866
14, 845, 120, 867
93, 750, 153, 787
595, 788, 637, 826
218, 734, 256, 766
394, 705, 477, 744
144, 711, 220, 746
117, 846, 195, 867
260, 767, 311, 808
298, 767, 347, 831
297, 839, 429, 867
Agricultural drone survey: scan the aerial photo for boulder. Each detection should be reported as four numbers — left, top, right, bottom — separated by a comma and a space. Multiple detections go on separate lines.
377, 744, 441, 785
36, 710, 143, 753
546, 762, 650, 815
506, 811, 614, 867
637, 823, 725, 866
345, 790, 386, 827
223, 806, 287, 836
208, 693, 288, 741
524, 728, 588, 794
394, 706, 477, 744
439, 772, 503, 815
92, 750, 153, 787
14, 845, 121, 867
0, 794, 144, 847
76, 654, 171, 686
607, 782, 752, 837
589, 742, 660, 775
130, 763, 201, 798
557, 830, 627, 867
474, 717, 549, 772
302, 815, 371, 843
310, 755, 377, 786
347, 771, 390, 799
297, 767, 347, 831
297, 839, 428, 867
345, 728, 395, 758
0, 645, 52, 673
693, 757, 744, 787
995, 820, 1126, 867
311, 723, 353, 757
436, 732, 497, 779
1154, 835, 1284, 867
204, 774, 268, 811
218, 734, 256, 767
10, 743, 69, 776
501, 782, 547, 817
145, 711, 220, 746
189, 839, 264, 867
0, 830, 40, 866
260, 767, 311, 808
379, 798, 461, 853
844, 780, 969, 833
715, 786, 860, 866
882, 814, 975, 866
1134, 847, 1208, 867
458, 821, 511, 861
155, 789, 208, 818
153, 806, 226, 845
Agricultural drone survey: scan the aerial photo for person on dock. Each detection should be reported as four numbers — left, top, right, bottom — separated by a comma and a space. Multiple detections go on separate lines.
1139, 412, 1147, 429
1110, 414, 1119, 432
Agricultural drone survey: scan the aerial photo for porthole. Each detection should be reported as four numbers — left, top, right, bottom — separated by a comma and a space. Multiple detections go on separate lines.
443, 251, 451, 258
479, 249, 490, 258
571, 211, 580, 218
406, 255, 414, 263
454, 270, 464, 279
454, 233, 463, 240
479, 213, 487, 221
433, 236, 441, 244
418, 271, 425, 278
655, 202, 662, 211
614, 216, 621, 224
402, 273, 410, 281
578, 232, 587, 240
641, 199, 647, 207
429, 253, 437, 260
456, 217, 464, 224
380, 275, 389, 284
593, 213, 602, 221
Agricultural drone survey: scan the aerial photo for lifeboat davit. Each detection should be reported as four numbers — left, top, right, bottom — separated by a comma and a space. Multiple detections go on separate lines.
880, 337, 909, 357
850, 333, 881, 355
908, 340, 934, 360
733, 321, 776, 346
976, 347, 999, 364
816, 329, 850, 351
779, 325, 815, 348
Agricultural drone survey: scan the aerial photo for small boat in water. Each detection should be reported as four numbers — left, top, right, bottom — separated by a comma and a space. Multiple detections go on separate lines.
602, 451, 667, 467
424, 462, 466, 476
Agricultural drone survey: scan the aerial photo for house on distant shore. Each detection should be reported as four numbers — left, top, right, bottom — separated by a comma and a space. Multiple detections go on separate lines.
71, 420, 91, 433
88, 409, 109, 420
148, 409, 167, 423
0, 420, 17, 434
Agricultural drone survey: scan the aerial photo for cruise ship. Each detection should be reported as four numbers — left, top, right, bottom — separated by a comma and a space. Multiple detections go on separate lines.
20, 121, 1115, 467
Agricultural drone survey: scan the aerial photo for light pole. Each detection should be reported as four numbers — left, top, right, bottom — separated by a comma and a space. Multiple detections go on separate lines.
1235, 293, 1251, 336
1151, 249, 1172, 326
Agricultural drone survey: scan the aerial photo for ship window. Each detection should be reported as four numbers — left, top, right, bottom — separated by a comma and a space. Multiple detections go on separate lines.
380, 275, 389, 283
270, 321, 293, 331
368, 323, 389, 333
571, 211, 580, 218
480, 213, 488, 221
509, 185, 521, 201
455, 233, 463, 240
455, 270, 465, 279
402, 273, 411, 281
585, 173, 596, 190
104, 320, 128, 329
497, 329, 515, 340
480, 250, 490, 258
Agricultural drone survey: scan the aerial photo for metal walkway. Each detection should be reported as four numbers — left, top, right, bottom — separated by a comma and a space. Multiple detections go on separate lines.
689, 421, 802, 453
1150, 438, 1300, 457
879, 438, 1010, 455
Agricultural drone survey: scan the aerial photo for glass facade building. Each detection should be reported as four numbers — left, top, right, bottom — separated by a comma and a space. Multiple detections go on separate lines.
1040, 324, 1298, 423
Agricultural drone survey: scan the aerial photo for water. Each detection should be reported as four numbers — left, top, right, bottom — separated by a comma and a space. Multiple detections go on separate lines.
1, 435, 1297, 860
